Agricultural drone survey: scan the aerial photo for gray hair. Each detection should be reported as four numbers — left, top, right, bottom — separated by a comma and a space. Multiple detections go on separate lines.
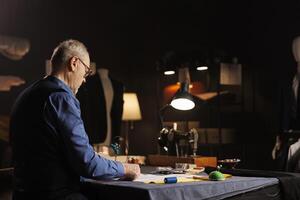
50, 39, 89, 72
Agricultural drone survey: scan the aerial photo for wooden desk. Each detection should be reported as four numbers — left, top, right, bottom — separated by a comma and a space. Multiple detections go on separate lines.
147, 155, 217, 168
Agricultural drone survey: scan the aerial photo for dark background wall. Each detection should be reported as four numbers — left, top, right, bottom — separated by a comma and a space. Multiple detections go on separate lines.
1, 0, 300, 169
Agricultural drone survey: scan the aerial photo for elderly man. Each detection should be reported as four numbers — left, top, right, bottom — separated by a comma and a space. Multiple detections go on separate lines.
9, 39, 140, 200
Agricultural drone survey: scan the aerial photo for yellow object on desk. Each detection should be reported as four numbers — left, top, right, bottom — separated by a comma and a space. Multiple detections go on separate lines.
135, 174, 202, 184
193, 173, 232, 181
146, 177, 203, 184
135, 173, 232, 184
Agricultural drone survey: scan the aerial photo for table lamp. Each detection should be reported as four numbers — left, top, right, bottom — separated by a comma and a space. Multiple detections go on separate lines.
122, 93, 142, 155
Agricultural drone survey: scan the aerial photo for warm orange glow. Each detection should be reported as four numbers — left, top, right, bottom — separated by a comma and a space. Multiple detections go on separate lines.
189, 82, 206, 94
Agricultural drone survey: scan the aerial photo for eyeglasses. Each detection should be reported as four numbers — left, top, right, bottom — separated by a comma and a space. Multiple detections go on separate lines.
77, 57, 92, 78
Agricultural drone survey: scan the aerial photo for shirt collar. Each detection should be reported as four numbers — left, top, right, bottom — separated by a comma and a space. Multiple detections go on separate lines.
46, 75, 74, 96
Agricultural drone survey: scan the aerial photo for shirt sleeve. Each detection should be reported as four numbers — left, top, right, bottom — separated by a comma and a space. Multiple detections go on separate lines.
43, 91, 125, 180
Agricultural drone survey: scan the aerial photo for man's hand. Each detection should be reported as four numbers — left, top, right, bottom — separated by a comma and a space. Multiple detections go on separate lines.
121, 163, 141, 181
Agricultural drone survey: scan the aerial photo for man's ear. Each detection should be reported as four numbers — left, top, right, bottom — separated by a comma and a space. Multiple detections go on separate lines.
69, 56, 77, 72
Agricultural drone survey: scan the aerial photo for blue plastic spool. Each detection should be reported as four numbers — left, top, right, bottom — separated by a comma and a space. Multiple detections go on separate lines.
164, 177, 177, 184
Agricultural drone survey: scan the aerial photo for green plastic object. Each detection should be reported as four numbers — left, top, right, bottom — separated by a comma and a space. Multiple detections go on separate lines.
209, 171, 225, 181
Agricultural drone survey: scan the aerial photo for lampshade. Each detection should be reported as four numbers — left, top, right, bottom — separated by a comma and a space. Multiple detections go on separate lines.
122, 93, 142, 121
170, 82, 195, 111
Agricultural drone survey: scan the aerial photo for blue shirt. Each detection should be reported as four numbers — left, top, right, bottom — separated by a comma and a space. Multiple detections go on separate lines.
43, 76, 124, 179
10, 75, 125, 192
